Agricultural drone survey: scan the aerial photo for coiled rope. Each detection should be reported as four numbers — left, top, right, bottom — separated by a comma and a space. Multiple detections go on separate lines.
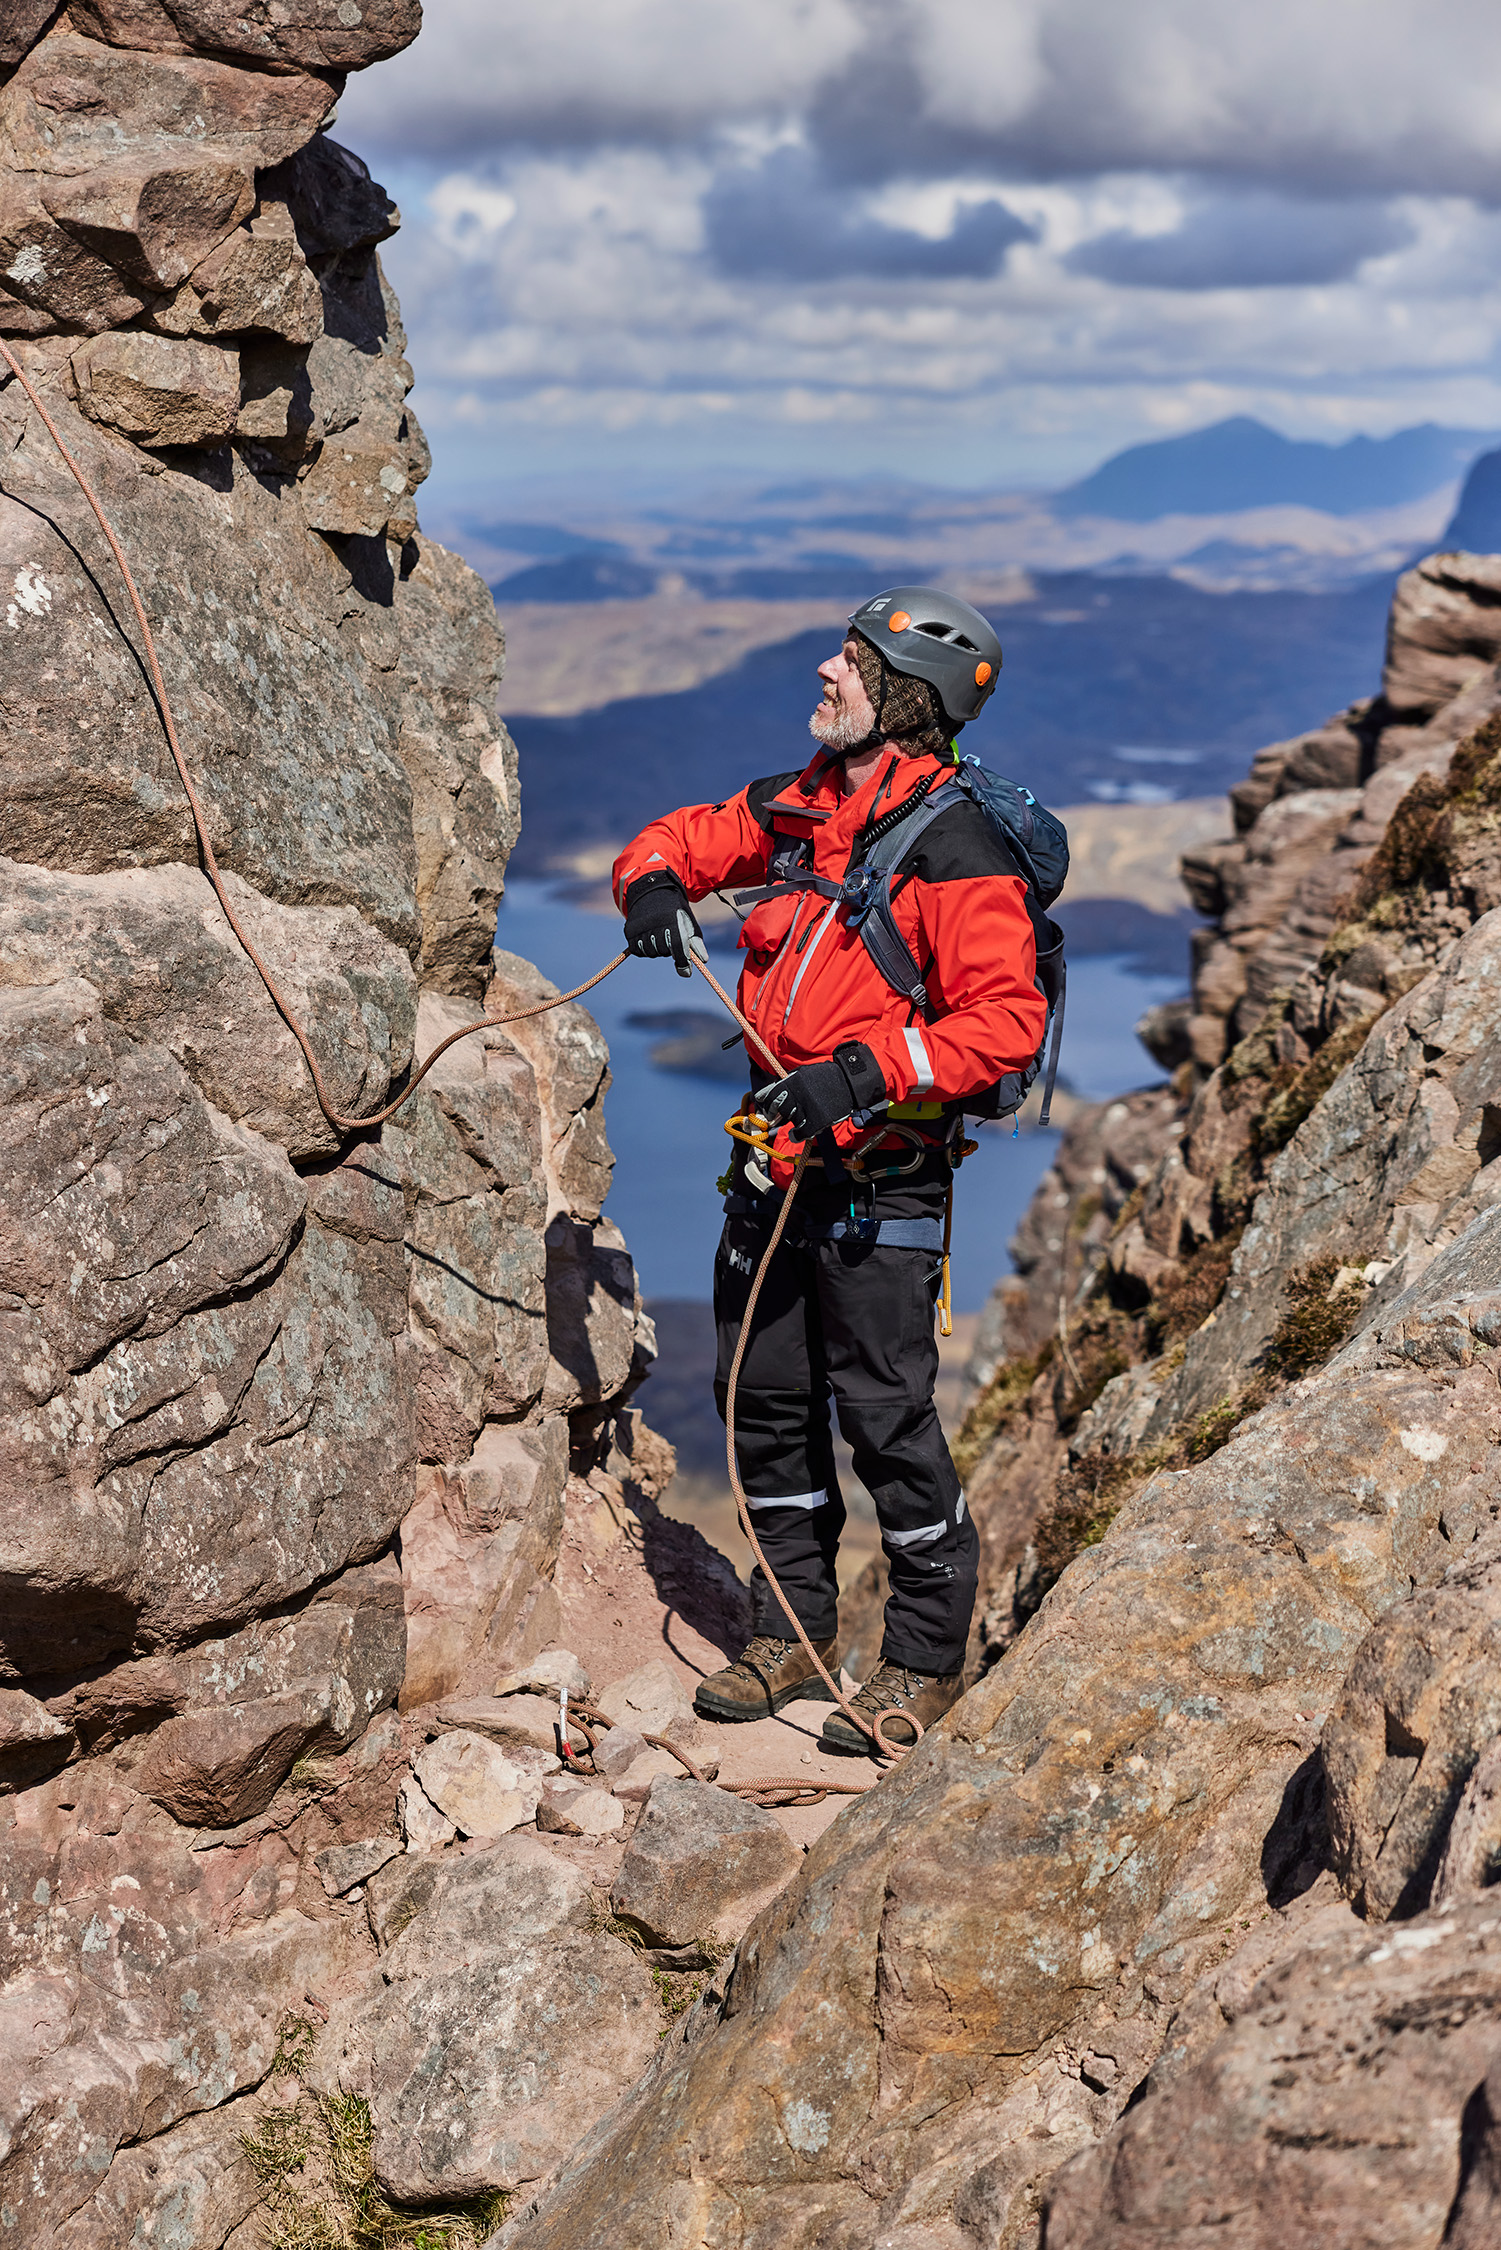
0, 336, 918, 1766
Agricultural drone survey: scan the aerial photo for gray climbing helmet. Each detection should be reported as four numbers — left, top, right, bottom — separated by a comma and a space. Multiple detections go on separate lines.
847, 586, 1003, 728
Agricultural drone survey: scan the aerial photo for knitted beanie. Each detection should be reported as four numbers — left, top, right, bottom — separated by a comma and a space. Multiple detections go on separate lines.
852, 633, 951, 756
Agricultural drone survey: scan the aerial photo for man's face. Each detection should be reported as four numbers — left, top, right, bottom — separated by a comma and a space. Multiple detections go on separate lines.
809, 635, 875, 751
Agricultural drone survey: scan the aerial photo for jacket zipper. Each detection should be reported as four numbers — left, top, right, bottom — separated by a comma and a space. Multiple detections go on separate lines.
782, 901, 836, 1028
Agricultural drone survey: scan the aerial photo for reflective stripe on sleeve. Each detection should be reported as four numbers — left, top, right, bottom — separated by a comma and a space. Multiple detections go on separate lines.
902, 1025, 935, 1092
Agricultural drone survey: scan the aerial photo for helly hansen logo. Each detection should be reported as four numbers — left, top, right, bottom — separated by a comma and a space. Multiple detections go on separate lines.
726, 1244, 754, 1275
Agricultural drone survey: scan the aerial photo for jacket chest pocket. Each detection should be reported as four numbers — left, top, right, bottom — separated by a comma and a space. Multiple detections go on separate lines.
738, 893, 802, 969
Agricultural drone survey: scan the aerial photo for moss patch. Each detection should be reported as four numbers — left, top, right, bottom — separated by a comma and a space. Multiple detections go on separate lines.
1261, 1254, 1367, 1380
243, 2020, 507, 2250
951, 1346, 1049, 1487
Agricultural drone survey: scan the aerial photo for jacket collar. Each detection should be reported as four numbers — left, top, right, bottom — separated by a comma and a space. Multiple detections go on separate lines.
793, 746, 949, 827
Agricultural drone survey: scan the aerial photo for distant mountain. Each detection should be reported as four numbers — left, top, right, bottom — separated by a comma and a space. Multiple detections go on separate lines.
1442, 450, 1501, 552
1055, 416, 1496, 522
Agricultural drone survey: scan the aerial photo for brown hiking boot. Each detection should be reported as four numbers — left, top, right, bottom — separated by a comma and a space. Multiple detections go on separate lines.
694, 1632, 841, 1722
820, 1661, 964, 1755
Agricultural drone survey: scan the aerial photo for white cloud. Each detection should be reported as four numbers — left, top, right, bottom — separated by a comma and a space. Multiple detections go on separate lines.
428, 175, 517, 254
336, 0, 1501, 491
338, 0, 863, 154
869, 0, 1501, 201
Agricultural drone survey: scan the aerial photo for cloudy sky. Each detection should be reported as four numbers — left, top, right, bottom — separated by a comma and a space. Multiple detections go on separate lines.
336, 0, 1501, 508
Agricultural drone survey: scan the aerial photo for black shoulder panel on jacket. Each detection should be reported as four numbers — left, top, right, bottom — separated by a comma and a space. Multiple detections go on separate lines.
746, 771, 806, 831
899, 794, 1023, 886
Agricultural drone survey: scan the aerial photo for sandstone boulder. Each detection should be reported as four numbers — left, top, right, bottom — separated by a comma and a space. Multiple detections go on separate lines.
72, 330, 240, 446
0, 170, 154, 333
398, 1770, 454, 1852
133, 1558, 406, 1826
593, 1725, 683, 1799
537, 1776, 625, 1838
493, 1648, 592, 1702
1042, 1895, 1501, 2250
609, 1777, 800, 1948
315, 1835, 402, 1898
44, 156, 254, 291
595, 1655, 720, 1773
1324, 1545, 1501, 1920
0, 1687, 74, 1791
435, 1694, 587, 1761
153, 207, 323, 345
411, 1729, 543, 1840
96, 0, 423, 73
321, 1836, 659, 2202
1382, 551, 1501, 721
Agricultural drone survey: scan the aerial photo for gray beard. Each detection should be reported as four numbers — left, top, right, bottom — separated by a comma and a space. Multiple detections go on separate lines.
808, 699, 874, 751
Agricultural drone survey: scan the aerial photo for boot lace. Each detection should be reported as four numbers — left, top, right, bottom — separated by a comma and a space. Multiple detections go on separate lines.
854, 1663, 931, 1712
731, 1634, 795, 1680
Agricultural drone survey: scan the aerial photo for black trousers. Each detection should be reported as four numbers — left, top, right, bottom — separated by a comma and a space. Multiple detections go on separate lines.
712, 1180, 978, 1675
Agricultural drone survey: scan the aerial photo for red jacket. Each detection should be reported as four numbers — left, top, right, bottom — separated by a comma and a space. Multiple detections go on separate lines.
613, 749, 1047, 1150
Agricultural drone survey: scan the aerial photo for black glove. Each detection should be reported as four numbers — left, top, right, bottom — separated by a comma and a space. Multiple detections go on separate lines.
760, 1041, 887, 1139
623, 872, 704, 979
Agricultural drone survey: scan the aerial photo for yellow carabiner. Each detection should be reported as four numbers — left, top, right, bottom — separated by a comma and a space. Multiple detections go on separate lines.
723, 1095, 776, 1157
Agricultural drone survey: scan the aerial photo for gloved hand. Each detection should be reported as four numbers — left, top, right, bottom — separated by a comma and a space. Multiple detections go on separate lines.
760, 1041, 887, 1139
623, 872, 705, 979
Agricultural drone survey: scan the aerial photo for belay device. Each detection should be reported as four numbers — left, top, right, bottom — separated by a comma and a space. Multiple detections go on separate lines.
737, 751, 1070, 1124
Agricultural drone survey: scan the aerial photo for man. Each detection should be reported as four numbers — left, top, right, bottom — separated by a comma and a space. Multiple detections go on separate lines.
613, 588, 1047, 1752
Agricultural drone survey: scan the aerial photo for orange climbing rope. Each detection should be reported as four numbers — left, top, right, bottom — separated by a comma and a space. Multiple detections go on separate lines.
0, 335, 919, 1767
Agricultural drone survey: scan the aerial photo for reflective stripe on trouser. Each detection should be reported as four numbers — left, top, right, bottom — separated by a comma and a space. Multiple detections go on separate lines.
712, 1209, 978, 1675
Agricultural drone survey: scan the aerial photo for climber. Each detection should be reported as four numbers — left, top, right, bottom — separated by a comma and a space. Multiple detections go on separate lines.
614, 588, 1048, 1754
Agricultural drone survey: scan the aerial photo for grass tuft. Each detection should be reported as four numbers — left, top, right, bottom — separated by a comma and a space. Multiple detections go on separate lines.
242, 2026, 507, 2250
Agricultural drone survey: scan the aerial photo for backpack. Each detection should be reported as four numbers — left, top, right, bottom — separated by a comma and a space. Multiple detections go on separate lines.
737, 757, 1069, 1124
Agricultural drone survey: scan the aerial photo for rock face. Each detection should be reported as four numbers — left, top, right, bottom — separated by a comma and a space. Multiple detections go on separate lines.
0, 10, 673, 2239
320, 1837, 660, 2205
1042, 1894, 1501, 2250
504, 1192, 1501, 2244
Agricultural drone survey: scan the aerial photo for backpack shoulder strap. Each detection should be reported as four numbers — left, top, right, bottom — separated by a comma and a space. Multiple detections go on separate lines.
845, 784, 958, 1015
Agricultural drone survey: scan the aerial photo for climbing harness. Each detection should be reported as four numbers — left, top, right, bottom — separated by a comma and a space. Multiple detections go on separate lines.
2, 336, 916, 1772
